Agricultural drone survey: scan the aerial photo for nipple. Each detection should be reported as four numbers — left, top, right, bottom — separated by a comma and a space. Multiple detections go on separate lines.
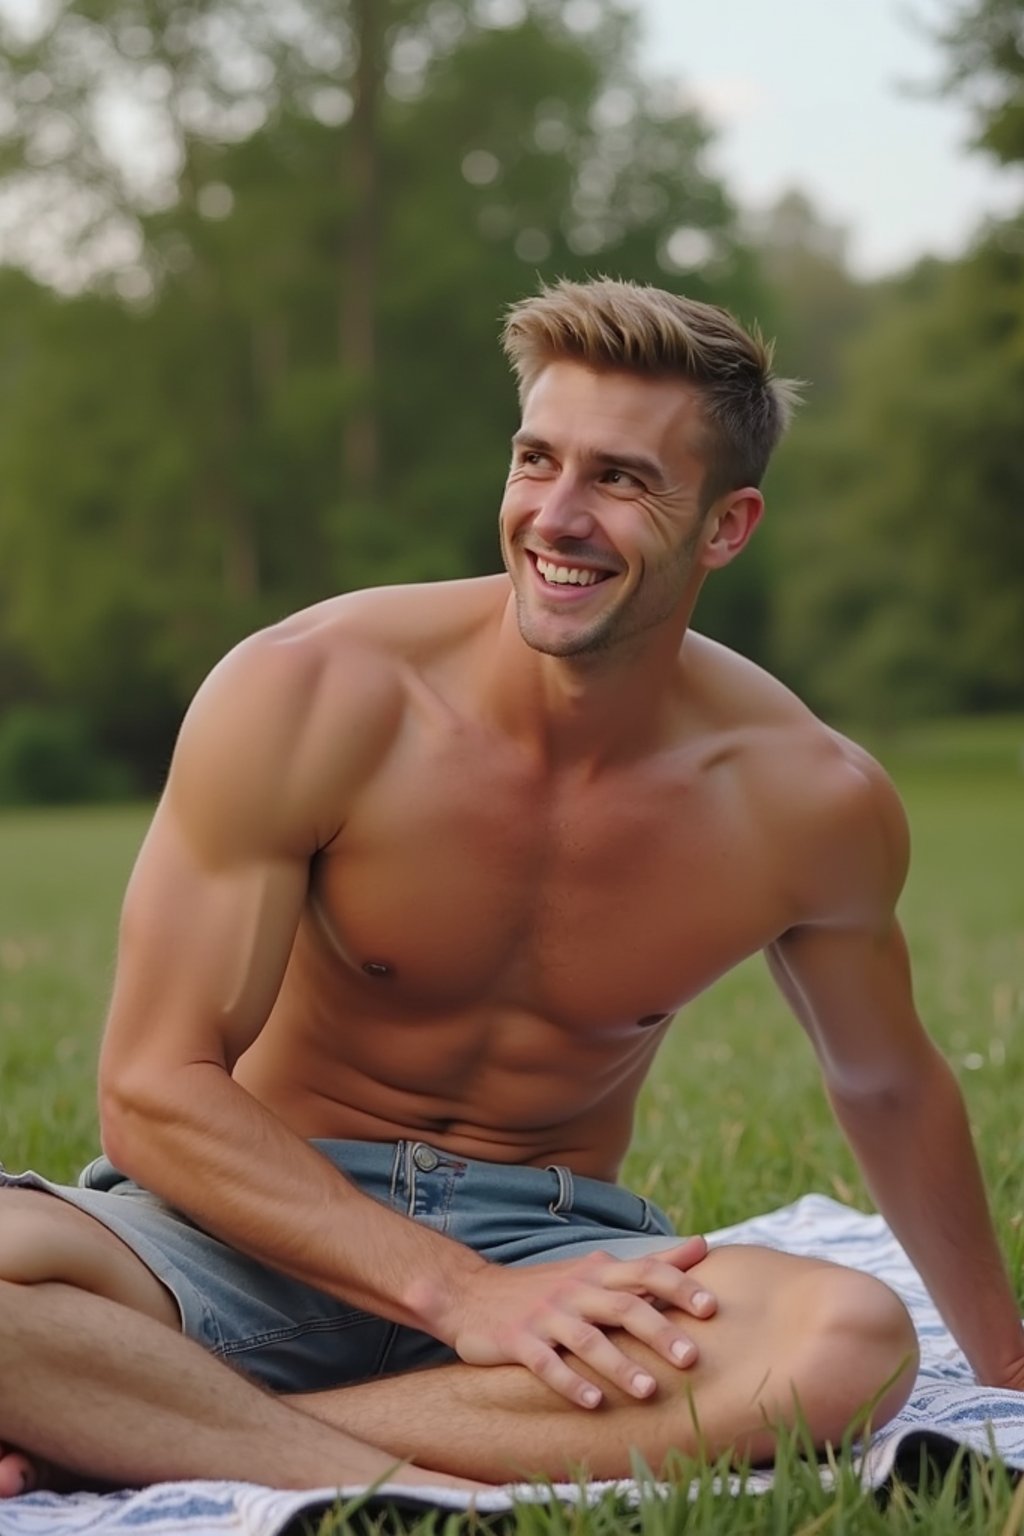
362, 960, 394, 979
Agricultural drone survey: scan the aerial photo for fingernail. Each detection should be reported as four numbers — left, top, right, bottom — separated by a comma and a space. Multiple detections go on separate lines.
581, 1386, 601, 1408
692, 1290, 713, 1312
633, 1371, 656, 1396
672, 1340, 696, 1365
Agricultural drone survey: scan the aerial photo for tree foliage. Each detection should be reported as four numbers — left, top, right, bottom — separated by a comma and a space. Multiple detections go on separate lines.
771, 224, 1024, 722
0, 0, 770, 786
2, 0, 1022, 798
763, 0, 1024, 724
937, 0, 1024, 164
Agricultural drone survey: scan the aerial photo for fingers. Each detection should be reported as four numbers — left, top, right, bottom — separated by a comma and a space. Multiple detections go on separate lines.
578, 1246, 718, 1319
516, 1336, 608, 1409
559, 1283, 698, 1378
664, 1235, 711, 1271
512, 1308, 687, 1408
555, 1318, 672, 1406
507, 1282, 704, 1407
453, 1242, 718, 1410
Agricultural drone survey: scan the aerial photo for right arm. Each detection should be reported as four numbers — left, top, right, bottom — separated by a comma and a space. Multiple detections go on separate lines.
99, 623, 712, 1405
99, 626, 490, 1325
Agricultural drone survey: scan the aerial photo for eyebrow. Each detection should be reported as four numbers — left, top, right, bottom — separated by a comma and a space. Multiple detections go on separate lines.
511, 431, 667, 489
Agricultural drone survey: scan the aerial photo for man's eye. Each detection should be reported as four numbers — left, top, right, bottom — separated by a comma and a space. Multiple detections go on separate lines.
601, 468, 641, 490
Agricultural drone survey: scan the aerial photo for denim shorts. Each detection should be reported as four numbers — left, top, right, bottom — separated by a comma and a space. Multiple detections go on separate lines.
0, 1140, 677, 1393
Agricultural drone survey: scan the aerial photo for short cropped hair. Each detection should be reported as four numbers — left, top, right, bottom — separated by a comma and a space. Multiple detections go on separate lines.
502, 277, 800, 507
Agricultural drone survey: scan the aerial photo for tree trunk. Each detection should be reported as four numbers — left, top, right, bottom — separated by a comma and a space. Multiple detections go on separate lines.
340, 0, 382, 508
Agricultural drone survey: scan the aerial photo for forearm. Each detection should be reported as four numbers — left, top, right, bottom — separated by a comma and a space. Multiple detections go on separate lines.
830, 1047, 1023, 1384
100, 1062, 484, 1338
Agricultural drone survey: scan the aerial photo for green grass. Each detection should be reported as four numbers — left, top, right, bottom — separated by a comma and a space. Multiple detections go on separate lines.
0, 803, 150, 1179
1, 716, 1023, 1530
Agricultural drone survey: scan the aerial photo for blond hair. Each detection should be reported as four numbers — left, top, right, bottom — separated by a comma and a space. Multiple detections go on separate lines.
502, 277, 800, 506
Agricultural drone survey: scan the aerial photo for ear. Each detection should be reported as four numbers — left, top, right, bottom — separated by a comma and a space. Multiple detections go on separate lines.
699, 488, 764, 570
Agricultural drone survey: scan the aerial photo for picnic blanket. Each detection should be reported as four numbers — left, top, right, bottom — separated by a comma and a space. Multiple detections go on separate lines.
2, 1193, 1022, 1536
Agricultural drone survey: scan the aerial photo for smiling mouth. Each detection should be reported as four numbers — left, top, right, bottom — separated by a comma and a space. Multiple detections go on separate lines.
532, 554, 615, 588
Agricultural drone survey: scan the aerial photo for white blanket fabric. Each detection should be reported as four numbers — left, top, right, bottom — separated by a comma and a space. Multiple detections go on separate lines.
2, 1194, 1021, 1535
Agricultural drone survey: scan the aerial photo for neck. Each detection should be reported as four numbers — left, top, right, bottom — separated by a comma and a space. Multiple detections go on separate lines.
481, 591, 699, 771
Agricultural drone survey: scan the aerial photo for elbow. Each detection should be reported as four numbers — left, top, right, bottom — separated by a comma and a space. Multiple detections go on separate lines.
98, 1050, 221, 1186
97, 1060, 169, 1179
826, 1069, 910, 1112
97, 1074, 140, 1175
826, 1040, 956, 1120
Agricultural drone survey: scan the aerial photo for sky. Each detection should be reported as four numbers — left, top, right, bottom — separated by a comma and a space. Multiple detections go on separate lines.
2, 0, 1022, 284
633, 0, 1024, 277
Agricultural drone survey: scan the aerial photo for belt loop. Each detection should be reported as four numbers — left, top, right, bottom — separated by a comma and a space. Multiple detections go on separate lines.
546, 1163, 574, 1218
388, 1141, 406, 1207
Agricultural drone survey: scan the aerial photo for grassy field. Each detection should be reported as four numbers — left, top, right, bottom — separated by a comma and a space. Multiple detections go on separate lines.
0, 715, 1022, 1531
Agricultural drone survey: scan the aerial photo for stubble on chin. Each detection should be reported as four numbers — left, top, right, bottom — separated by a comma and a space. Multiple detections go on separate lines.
512, 586, 621, 659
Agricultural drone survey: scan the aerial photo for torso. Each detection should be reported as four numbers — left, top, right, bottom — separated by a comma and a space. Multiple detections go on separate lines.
232, 577, 847, 1179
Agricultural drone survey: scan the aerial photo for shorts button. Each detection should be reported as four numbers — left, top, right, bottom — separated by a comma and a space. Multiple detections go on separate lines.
412, 1145, 440, 1172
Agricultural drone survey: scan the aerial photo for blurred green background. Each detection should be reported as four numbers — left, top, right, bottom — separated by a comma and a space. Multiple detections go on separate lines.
0, 0, 1022, 801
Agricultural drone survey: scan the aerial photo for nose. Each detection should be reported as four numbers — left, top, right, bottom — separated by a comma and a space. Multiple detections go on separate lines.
532, 472, 596, 543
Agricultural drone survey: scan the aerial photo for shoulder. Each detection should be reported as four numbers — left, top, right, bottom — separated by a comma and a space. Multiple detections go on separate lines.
766, 721, 909, 930
684, 634, 909, 925
781, 727, 909, 915
185, 574, 505, 731
165, 577, 505, 855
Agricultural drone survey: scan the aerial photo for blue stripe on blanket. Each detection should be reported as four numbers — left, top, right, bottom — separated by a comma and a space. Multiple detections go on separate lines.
1, 1195, 1021, 1535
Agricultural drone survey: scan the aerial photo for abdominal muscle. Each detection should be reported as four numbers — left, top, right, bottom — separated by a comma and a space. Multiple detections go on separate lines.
232, 967, 666, 1181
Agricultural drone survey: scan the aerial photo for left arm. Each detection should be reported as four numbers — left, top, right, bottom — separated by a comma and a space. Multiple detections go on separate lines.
767, 751, 1024, 1390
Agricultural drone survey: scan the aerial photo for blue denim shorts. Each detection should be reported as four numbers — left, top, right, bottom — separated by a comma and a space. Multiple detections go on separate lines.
0, 1140, 676, 1393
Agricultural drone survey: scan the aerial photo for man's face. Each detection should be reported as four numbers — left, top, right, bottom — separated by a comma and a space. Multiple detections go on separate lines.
499, 362, 714, 659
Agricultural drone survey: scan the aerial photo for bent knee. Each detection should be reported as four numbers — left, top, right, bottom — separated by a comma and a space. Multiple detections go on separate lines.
791, 1265, 918, 1433
0, 1189, 179, 1327
805, 1265, 918, 1371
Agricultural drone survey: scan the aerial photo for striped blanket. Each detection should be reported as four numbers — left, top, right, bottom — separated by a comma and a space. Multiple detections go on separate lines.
2, 1194, 1021, 1536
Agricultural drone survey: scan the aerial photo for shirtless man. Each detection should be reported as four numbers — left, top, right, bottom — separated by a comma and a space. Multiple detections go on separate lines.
1, 278, 1021, 1498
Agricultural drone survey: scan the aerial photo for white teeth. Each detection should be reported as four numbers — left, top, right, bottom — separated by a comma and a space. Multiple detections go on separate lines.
535, 557, 604, 587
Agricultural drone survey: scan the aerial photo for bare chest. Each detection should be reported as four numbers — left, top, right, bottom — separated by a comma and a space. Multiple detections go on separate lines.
304, 744, 789, 1032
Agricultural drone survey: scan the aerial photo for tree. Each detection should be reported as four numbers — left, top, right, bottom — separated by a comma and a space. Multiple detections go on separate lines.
749, 190, 876, 403
0, 0, 771, 784
937, 0, 1024, 165
760, 0, 1024, 725
770, 226, 1024, 722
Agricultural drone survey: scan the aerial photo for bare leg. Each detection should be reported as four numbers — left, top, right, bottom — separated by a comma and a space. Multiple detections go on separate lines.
292, 1246, 919, 1481
0, 1192, 483, 1497
0, 1193, 917, 1492
0, 1278, 489, 1495
0, 1277, 493, 1494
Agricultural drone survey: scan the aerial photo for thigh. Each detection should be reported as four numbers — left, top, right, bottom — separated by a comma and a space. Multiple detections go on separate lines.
0, 1186, 180, 1326
0, 1165, 399, 1394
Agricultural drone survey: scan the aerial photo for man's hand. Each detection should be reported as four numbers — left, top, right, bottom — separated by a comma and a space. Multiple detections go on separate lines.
445, 1238, 715, 1407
